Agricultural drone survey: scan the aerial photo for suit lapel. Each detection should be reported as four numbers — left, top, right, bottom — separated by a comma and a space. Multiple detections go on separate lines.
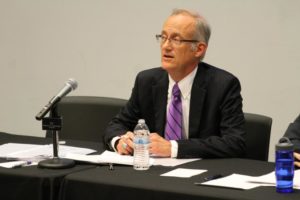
152, 72, 168, 136
189, 63, 208, 138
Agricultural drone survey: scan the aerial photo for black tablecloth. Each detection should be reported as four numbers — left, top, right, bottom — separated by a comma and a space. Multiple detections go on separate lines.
59, 158, 300, 200
0, 132, 103, 200
1, 132, 299, 200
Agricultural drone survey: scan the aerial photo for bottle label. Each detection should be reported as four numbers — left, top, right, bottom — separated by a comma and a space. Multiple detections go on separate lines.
134, 137, 149, 144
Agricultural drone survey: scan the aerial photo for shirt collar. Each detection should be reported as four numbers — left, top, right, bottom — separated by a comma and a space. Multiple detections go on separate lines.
168, 66, 198, 99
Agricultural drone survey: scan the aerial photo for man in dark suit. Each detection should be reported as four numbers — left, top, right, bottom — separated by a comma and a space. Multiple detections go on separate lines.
104, 9, 246, 158
284, 114, 300, 167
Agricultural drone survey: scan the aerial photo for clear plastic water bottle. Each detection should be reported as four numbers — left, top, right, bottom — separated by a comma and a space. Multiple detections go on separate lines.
133, 119, 150, 170
275, 137, 294, 193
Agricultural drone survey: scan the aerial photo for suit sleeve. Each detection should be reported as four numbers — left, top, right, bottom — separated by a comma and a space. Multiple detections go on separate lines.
104, 74, 141, 150
284, 114, 300, 152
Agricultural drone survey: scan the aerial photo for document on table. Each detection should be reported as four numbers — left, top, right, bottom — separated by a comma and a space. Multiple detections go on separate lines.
248, 169, 300, 189
153, 157, 200, 167
65, 150, 154, 166
201, 174, 264, 190
0, 143, 96, 162
64, 151, 134, 165
201, 169, 300, 190
0, 160, 37, 168
161, 168, 207, 178
0, 143, 42, 157
64, 150, 199, 167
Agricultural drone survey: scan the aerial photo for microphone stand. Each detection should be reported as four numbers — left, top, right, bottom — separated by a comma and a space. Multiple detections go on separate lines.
38, 106, 75, 169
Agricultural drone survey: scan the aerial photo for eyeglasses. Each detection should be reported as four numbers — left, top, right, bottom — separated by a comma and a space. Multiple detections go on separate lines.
155, 34, 199, 46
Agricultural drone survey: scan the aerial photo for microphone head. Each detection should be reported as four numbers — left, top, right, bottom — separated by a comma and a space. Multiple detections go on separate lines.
66, 78, 78, 90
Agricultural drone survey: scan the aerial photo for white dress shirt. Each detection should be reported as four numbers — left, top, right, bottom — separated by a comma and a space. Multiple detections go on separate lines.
167, 66, 198, 157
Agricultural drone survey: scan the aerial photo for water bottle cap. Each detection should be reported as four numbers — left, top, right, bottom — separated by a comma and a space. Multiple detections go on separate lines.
138, 119, 145, 124
276, 137, 294, 151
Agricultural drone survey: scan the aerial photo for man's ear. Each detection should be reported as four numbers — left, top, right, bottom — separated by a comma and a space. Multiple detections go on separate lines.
194, 42, 207, 59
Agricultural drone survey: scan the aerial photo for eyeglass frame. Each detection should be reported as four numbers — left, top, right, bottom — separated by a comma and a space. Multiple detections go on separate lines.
155, 34, 199, 46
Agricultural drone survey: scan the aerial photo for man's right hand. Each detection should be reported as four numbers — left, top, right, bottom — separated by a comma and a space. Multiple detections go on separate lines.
116, 131, 134, 155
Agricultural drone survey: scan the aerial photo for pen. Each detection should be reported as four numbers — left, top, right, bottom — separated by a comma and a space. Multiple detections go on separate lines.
194, 174, 223, 185
12, 161, 32, 168
109, 163, 114, 170
203, 174, 223, 181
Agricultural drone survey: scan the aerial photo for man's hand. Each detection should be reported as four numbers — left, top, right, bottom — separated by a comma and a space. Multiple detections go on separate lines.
116, 131, 134, 155
294, 152, 300, 168
149, 133, 172, 157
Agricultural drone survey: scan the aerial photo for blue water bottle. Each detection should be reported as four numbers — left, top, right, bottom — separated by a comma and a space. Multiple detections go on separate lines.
275, 137, 294, 193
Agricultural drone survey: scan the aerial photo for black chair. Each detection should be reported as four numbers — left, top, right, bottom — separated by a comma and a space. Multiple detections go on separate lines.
244, 112, 272, 161
46, 96, 127, 143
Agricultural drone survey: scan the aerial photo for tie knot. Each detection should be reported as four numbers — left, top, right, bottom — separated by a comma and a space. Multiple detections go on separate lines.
172, 83, 181, 98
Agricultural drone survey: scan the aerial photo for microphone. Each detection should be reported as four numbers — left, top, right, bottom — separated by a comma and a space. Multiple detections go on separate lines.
35, 78, 78, 120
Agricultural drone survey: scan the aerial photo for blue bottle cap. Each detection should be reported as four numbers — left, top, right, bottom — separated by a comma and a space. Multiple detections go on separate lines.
276, 137, 294, 151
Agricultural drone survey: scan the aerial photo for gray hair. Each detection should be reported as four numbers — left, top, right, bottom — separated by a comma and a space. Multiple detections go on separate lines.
171, 9, 211, 45
171, 9, 211, 60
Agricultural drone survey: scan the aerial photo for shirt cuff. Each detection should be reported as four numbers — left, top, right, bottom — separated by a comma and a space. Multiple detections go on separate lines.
110, 136, 121, 152
170, 140, 178, 158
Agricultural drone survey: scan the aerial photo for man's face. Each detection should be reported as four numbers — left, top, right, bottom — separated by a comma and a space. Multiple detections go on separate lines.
160, 14, 202, 75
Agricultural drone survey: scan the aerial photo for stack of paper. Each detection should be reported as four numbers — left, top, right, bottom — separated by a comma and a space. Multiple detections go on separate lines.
65, 150, 153, 166
201, 169, 300, 190
64, 150, 200, 167
0, 143, 96, 163
248, 170, 300, 189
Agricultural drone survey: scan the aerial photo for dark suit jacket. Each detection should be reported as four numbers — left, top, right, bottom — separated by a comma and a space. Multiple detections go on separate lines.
104, 62, 246, 158
284, 114, 300, 152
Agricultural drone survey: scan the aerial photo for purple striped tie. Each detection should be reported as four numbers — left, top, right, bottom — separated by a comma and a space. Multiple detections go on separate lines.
165, 83, 183, 140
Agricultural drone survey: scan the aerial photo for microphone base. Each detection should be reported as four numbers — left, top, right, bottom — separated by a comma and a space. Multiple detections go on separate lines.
38, 157, 75, 169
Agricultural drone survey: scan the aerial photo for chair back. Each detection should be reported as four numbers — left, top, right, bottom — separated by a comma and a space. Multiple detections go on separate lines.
46, 96, 127, 143
244, 112, 272, 161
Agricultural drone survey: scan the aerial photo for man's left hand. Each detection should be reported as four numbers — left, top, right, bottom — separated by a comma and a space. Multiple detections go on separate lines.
149, 133, 172, 157
294, 152, 300, 168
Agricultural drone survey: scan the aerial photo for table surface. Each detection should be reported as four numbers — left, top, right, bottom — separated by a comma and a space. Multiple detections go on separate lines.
59, 158, 300, 200
0, 132, 103, 200
1, 132, 299, 200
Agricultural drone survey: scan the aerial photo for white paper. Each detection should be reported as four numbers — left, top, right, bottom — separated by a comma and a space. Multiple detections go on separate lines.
0, 143, 96, 162
201, 174, 262, 190
65, 151, 199, 167
65, 150, 154, 166
247, 171, 276, 185
153, 158, 200, 167
64, 153, 103, 164
0, 160, 37, 168
98, 151, 138, 165
293, 170, 300, 189
201, 170, 300, 190
160, 168, 207, 178
0, 143, 43, 157
248, 169, 300, 189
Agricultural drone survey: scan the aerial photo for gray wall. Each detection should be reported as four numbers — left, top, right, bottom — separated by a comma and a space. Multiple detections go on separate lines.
0, 0, 299, 161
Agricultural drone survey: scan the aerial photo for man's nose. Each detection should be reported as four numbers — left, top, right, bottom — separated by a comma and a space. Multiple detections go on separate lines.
161, 39, 172, 49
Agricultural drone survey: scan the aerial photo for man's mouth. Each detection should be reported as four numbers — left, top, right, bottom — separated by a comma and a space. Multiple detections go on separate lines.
163, 54, 174, 59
